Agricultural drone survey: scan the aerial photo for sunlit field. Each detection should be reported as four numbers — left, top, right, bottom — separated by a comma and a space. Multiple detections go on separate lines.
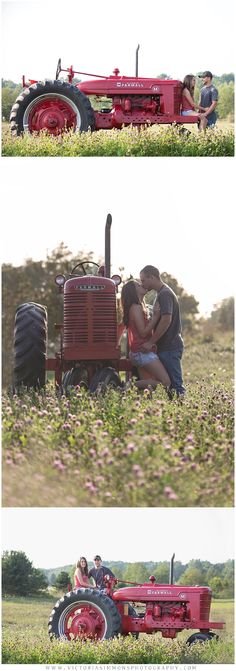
2, 596, 234, 664
1, 120, 234, 156
2, 332, 234, 507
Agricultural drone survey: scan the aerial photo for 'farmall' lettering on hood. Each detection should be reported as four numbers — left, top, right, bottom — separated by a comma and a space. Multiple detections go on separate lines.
147, 589, 173, 595
116, 82, 144, 88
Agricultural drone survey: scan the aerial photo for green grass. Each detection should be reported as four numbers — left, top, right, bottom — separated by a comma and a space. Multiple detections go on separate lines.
2, 596, 234, 664
2, 332, 234, 507
2, 121, 234, 156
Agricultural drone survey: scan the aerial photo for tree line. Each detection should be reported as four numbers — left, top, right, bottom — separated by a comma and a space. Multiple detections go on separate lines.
2, 74, 235, 121
2, 247, 233, 387
2, 551, 234, 599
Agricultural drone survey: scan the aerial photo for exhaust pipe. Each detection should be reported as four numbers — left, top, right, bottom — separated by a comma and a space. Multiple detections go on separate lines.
135, 44, 140, 77
105, 213, 112, 278
169, 553, 175, 584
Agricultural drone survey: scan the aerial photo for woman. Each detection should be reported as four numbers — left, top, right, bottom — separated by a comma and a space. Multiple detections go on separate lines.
181, 75, 200, 116
181, 75, 205, 130
121, 280, 171, 390
74, 557, 96, 589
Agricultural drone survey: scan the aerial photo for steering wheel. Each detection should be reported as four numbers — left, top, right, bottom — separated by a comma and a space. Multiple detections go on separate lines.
70, 261, 100, 276
55, 58, 62, 80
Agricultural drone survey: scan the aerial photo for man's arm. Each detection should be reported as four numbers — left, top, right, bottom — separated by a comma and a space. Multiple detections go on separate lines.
141, 314, 172, 351
202, 100, 217, 117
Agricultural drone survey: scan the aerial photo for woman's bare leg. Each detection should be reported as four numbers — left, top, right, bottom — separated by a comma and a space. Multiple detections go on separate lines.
135, 359, 171, 389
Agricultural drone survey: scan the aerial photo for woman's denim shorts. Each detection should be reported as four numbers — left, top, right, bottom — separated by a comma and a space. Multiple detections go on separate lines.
181, 110, 196, 116
129, 350, 158, 367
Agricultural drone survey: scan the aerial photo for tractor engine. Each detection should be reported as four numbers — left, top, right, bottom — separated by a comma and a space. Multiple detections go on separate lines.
115, 95, 161, 115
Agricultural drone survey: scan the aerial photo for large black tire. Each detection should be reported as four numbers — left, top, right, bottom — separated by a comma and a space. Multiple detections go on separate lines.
186, 632, 213, 645
10, 80, 95, 136
89, 367, 122, 393
48, 588, 121, 641
62, 367, 88, 394
13, 302, 47, 389
127, 605, 139, 639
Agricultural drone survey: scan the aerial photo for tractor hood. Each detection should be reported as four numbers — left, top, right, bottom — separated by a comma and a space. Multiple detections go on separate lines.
77, 77, 181, 97
112, 585, 212, 602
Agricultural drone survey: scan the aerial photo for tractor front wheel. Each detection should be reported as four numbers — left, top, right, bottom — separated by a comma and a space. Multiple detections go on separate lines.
62, 367, 88, 394
186, 632, 215, 645
89, 367, 122, 393
48, 589, 121, 641
10, 80, 95, 136
13, 302, 47, 390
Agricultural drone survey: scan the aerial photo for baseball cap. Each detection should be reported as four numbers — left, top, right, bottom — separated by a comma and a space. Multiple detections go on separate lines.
94, 555, 101, 560
198, 71, 213, 79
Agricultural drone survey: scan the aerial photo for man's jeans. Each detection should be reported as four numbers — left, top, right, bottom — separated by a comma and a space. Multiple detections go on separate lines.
158, 349, 185, 395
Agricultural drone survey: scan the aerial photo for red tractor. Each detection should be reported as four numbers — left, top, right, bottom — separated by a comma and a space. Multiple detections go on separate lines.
10, 47, 198, 136
13, 214, 132, 394
48, 554, 224, 644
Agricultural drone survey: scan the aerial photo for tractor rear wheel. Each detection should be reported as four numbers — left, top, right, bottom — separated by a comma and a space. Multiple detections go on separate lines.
13, 302, 47, 390
89, 367, 122, 393
48, 588, 121, 641
10, 80, 95, 136
186, 632, 214, 645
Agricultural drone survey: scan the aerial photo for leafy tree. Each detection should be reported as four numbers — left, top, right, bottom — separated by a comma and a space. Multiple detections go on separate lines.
2, 80, 22, 120
152, 562, 170, 584
178, 566, 206, 586
2, 550, 48, 596
124, 562, 148, 584
156, 73, 172, 80
209, 576, 224, 595
54, 571, 72, 590
210, 297, 234, 330
217, 82, 234, 120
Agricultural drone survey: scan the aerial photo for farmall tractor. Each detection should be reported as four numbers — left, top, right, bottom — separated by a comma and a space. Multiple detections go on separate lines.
13, 214, 132, 393
48, 554, 224, 644
10, 47, 199, 136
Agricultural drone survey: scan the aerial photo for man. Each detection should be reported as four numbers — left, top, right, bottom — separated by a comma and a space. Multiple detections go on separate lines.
88, 555, 115, 589
140, 265, 185, 397
198, 71, 218, 130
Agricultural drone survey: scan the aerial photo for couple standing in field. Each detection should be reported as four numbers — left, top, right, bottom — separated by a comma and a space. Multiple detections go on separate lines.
121, 265, 185, 398
181, 71, 218, 129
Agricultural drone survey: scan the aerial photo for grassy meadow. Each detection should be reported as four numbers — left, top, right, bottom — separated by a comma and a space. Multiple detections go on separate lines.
2, 332, 234, 507
2, 119, 234, 156
2, 595, 234, 664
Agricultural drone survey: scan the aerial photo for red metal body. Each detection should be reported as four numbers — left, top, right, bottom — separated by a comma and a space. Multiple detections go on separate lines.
111, 582, 224, 637
49, 559, 225, 643
45, 216, 132, 387
20, 59, 199, 133
77, 74, 198, 129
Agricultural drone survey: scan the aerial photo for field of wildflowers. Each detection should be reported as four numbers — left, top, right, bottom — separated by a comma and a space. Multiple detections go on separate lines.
2, 333, 234, 507
2, 596, 234, 664
2, 123, 234, 156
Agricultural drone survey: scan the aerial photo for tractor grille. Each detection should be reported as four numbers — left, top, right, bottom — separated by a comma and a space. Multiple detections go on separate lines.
199, 593, 211, 620
64, 291, 117, 346
92, 294, 117, 342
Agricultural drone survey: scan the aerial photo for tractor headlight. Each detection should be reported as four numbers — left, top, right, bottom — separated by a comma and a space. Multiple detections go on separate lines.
55, 274, 66, 287
111, 274, 121, 286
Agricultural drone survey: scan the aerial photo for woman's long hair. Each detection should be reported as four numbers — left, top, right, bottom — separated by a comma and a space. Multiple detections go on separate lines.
182, 74, 195, 98
76, 557, 88, 575
121, 280, 142, 327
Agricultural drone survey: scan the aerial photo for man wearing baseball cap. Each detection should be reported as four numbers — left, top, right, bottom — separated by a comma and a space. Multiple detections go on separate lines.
88, 555, 115, 589
198, 71, 218, 130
